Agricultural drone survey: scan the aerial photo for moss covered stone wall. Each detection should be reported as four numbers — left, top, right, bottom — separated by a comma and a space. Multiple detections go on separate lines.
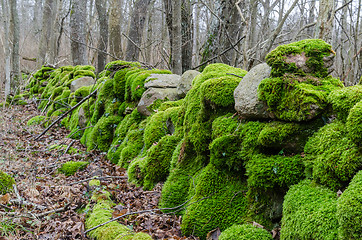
21, 39, 362, 240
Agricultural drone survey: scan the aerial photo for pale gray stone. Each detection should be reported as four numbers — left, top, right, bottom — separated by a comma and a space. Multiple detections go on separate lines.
234, 63, 274, 119
70, 76, 95, 92
144, 74, 181, 89
137, 87, 179, 116
177, 70, 200, 98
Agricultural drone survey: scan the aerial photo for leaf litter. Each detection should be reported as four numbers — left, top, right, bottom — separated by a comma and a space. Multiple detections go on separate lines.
0, 103, 198, 240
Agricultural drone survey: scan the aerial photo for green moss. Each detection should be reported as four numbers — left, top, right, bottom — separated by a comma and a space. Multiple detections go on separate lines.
27, 115, 47, 126
58, 161, 89, 176
266, 39, 334, 78
328, 85, 362, 121
246, 154, 304, 191
0, 171, 15, 194
143, 134, 181, 190
127, 157, 147, 186
113, 66, 140, 101
74, 65, 95, 72
181, 164, 248, 239
239, 121, 265, 161
200, 75, 245, 109
73, 70, 96, 79
337, 170, 362, 239
280, 180, 338, 240
104, 60, 141, 71
258, 75, 343, 121
131, 232, 152, 240
211, 113, 240, 139
87, 116, 122, 152
143, 111, 168, 149
346, 99, 362, 144
219, 224, 273, 240
257, 119, 324, 152
304, 121, 362, 190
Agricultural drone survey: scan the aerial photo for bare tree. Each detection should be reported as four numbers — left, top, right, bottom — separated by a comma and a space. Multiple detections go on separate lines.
1, 0, 11, 98
37, 0, 56, 66
9, 0, 21, 93
314, 0, 335, 43
70, 0, 88, 65
108, 0, 123, 60
95, 0, 108, 72
125, 0, 151, 61
172, 0, 182, 74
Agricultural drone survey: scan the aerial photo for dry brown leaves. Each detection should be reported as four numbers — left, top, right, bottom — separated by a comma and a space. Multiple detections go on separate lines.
0, 103, 197, 240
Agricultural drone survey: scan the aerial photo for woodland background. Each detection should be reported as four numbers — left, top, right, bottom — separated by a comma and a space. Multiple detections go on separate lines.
0, 0, 361, 98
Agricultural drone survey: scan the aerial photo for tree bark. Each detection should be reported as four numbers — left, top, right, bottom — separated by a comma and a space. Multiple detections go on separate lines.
1, 0, 11, 98
181, 0, 192, 72
171, 0, 182, 74
314, 0, 335, 43
9, 0, 21, 93
125, 0, 151, 61
70, 0, 88, 65
108, 0, 123, 60
95, 0, 108, 72
37, 0, 55, 67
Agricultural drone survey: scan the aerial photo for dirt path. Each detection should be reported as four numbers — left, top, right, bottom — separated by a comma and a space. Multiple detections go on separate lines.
0, 104, 190, 240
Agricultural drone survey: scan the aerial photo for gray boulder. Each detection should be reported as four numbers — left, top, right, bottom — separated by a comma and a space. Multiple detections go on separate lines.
70, 76, 95, 92
234, 63, 274, 119
137, 88, 179, 116
177, 70, 200, 98
144, 74, 181, 89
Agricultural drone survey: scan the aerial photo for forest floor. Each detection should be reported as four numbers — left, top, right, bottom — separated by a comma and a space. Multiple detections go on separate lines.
0, 102, 197, 240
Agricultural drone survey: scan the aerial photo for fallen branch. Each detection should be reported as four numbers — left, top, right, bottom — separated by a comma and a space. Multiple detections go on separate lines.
11, 184, 47, 210
34, 89, 98, 140
34, 202, 72, 218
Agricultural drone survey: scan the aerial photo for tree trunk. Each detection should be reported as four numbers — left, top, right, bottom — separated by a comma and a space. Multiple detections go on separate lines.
171, 0, 182, 74
37, 0, 55, 67
108, 0, 123, 60
95, 0, 108, 72
9, 0, 21, 93
1, 0, 11, 98
125, 0, 151, 61
70, 0, 88, 65
314, 0, 335, 43
181, 0, 192, 72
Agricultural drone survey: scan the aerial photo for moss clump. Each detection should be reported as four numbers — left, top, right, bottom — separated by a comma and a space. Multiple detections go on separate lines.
143, 134, 181, 190
127, 157, 147, 186
304, 121, 362, 190
58, 161, 89, 176
337, 170, 362, 239
258, 75, 343, 121
0, 171, 15, 194
266, 39, 334, 78
328, 85, 362, 121
87, 116, 122, 152
257, 120, 323, 152
73, 70, 96, 79
219, 224, 273, 240
280, 180, 338, 240
181, 164, 248, 239
246, 154, 304, 191
200, 75, 245, 109
346, 100, 362, 144
27, 115, 47, 126
89, 179, 101, 187
113, 65, 140, 101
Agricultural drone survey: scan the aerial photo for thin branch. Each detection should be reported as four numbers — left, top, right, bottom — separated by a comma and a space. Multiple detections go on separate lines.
34, 88, 98, 141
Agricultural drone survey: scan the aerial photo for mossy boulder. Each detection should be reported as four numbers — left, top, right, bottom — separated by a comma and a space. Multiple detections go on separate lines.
337, 170, 362, 239
266, 39, 335, 78
304, 121, 362, 190
181, 164, 248, 239
258, 75, 343, 121
219, 224, 273, 240
328, 85, 362, 122
280, 180, 338, 240
346, 99, 362, 145
0, 171, 15, 194
58, 161, 89, 176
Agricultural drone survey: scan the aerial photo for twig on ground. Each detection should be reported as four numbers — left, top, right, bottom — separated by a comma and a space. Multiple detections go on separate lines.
69, 175, 127, 186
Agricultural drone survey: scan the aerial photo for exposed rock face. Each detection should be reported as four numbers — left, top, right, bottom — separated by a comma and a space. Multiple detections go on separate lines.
177, 70, 200, 98
144, 74, 181, 89
70, 76, 94, 92
137, 88, 179, 116
234, 63, 273, 119
285, 52, 335, 75
78, 106, 87, 128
